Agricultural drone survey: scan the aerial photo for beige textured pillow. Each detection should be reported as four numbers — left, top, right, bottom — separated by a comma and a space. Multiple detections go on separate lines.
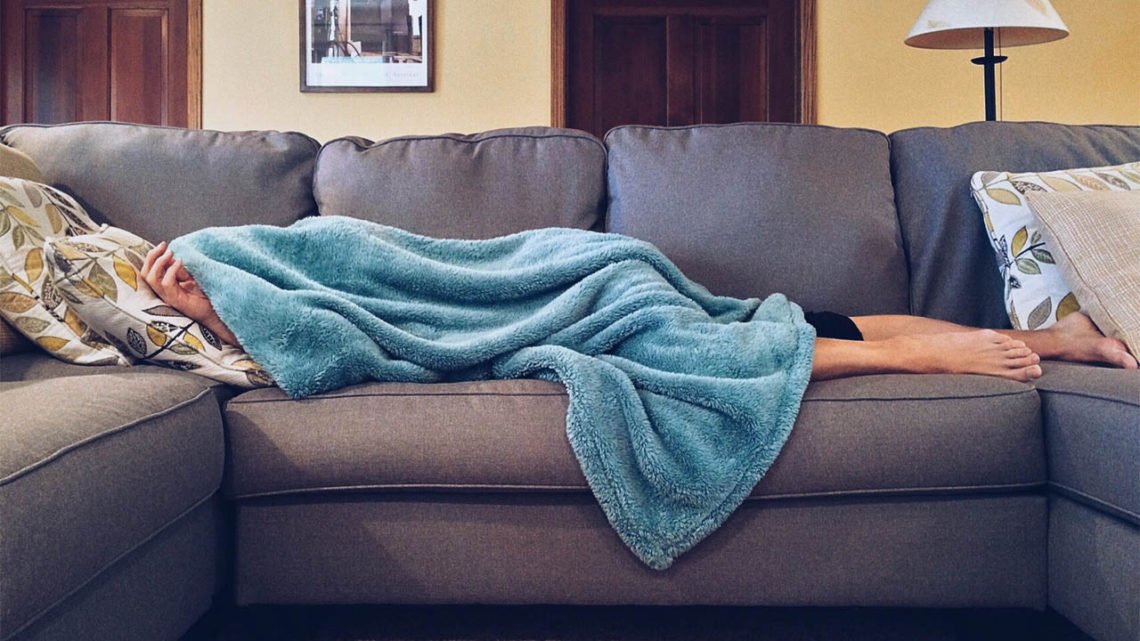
0, 144, 44, 355
1027, 191, 1140, 356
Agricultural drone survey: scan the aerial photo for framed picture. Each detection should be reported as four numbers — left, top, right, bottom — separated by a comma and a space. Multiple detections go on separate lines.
300, 0, 433, 92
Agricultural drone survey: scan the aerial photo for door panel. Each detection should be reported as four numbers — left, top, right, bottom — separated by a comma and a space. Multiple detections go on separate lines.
1, 0, 194, 127
594, 17, 668, 136
24, 9, 81, 123
564, 0, 803, 139
110, 9, 169, 124
695, 18, 768, 123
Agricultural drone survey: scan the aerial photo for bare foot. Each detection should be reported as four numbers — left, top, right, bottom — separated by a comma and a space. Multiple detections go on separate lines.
888, 330, 1044, 382
1044, 313, 1138, 369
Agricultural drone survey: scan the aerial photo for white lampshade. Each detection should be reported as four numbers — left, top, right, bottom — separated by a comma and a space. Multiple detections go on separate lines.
906, 0, 1069, 49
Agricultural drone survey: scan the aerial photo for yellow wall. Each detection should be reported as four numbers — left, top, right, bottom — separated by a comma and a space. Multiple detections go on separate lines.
204, 1, 1139, 139
816, 0, 1140, 131
202, 1, 551, 142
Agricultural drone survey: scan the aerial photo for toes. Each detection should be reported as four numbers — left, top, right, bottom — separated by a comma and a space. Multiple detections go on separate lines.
1096, 339, 1138, 369
1005, 346, 1034, 359
1110, 348, 1139, 370
1007, 354, 1040, 369
1012, 364, 1043, 381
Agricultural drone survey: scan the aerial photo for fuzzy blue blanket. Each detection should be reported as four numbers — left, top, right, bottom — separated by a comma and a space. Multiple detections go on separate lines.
170, 216, 816, 569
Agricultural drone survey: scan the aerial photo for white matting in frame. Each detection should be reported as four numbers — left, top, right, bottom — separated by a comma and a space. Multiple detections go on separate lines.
301, 0, 432, 92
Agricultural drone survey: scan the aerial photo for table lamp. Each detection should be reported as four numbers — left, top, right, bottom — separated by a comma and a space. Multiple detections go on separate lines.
905, 0, 1069, 121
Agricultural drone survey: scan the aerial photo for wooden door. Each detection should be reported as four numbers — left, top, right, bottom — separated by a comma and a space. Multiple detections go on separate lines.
1, 0, 201, 127
556, 0, 813, 138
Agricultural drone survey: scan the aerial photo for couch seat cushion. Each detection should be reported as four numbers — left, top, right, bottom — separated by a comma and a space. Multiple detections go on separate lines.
224, 374, 1043, 500
1034, 361, 1140, 525
0, 370, 225, 638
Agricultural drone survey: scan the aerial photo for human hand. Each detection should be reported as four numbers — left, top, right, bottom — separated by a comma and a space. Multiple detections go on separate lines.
140, 241, 217, 325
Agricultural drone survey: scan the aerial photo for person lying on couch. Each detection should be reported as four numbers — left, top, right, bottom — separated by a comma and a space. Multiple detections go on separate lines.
141, 232, 1138, 386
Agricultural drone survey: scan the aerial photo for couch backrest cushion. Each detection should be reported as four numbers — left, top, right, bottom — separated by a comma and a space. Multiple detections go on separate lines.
314, 127, 606, 238
890, 122, 1140, 328
605, 123, 908, 315
0, 122, 320, 243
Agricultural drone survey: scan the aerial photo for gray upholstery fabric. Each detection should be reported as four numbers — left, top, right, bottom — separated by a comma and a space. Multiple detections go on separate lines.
1034, 362, 1140, 524
1, 352, 154, 381
0, 122, 319, 242
224, 374, 1042, 500
0, 373, 224, 638
764, 374, 1043, 498
314, 128, 606, 238
233, 494, 1046, 608
604, 124, 908, 315
889, 122, 1140, 327
9, 497, 223, 641
1048, 496, 1139, 641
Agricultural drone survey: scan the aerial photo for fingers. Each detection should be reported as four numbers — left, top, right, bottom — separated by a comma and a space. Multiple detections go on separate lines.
141, 241, 166, 280
142, 242, 179, 296
174, 261, 194, 283
162, 257, 181, 290
148, 250, 174, 291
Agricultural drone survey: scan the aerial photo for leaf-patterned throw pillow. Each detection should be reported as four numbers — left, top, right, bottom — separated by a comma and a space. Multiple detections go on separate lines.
44, 226, 275, 388
0, 177, 129, 364
970, 161, 1140, 330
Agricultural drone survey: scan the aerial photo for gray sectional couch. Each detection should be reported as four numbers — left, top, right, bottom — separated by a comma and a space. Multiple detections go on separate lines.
0, 121, 1136, 641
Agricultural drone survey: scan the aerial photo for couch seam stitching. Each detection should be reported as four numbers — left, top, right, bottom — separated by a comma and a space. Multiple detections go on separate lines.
228, 481, 1046, 502
802, 389, 1036, 403
1035, 387, 1139, 408
226, 388, 1035, 406
1047, 481, 1140, 524
228, 390, 569, 405
0, 493, 217, 641
0, 387, 215, 487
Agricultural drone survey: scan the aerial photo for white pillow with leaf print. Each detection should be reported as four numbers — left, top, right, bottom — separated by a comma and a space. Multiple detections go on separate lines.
970, 161, 1140, 330
44, 226, 275, 388
0, 176, 129, 364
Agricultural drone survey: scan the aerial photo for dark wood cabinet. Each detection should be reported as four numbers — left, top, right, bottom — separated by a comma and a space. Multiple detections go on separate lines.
556, 0, 812, 138
1, 0, 199, 127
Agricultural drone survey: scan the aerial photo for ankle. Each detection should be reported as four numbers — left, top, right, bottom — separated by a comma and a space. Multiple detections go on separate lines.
1032, 327, 1065, 360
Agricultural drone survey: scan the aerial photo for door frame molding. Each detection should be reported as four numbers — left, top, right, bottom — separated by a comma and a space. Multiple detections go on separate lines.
550, 0, 816, 127
188, 0, 201, 127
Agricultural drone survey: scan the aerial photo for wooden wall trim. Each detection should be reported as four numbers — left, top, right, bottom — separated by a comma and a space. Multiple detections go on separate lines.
551, 0, 817, 127
799, 0, 816, 124
187, 0, 201, 127
550, 0, 567, 127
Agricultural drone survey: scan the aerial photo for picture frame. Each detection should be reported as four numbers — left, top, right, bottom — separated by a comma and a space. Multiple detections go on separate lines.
300, 0, 433, 93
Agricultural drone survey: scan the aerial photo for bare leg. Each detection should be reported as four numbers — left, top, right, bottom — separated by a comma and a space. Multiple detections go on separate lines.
851, 313, 1137, 369
812, 332, 1043, 382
